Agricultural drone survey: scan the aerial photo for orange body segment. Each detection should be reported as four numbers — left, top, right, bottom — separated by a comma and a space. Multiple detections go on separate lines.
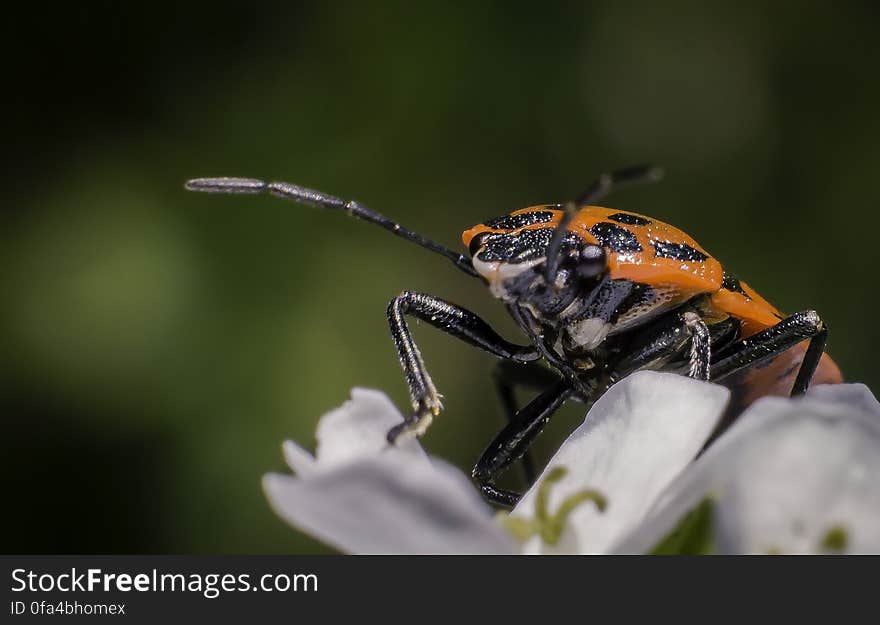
710, 285, 783, 338
568, 207, 724, 293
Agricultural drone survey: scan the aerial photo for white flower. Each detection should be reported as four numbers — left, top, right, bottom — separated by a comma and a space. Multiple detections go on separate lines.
615, 383, 880, 554
263, 389, 514, 555
510, 372, 728, 554
263, 371, 880, 554
263, 371, 729, 554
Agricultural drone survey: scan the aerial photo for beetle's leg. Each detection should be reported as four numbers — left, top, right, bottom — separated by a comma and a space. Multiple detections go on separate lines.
385, 291, 540, 443
508, 303, 595, 399
792, 327, 828, 395
682, 311, 711, 381
611, 310, 722, 381
711, 310, 827, 395
473, 379, 576, 507
476, 309, 712, 508
185, 177, 478, 277
493, 361, 563, 484
545, 164, 664, 283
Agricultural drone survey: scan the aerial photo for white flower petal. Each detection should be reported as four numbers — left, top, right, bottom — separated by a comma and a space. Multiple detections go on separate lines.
282, 440, 317, 477
314, 387, 428, 469
267, 388, 514, 554
807, 382, 880, 418
264, 456, 515, 554
615, 385, 880, 554
512, 371, 730, 554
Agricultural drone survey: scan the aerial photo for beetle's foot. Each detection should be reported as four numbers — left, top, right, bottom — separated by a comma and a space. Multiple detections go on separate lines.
479, 483, 521, 508
386, 413, 433, 444
386, 398, 441, 444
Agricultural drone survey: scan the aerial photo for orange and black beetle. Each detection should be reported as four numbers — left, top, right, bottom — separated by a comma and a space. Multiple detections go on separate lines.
186, 166, 842, 506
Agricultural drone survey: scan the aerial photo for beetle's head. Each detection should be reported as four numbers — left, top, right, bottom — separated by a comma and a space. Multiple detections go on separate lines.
462, 207, 608, 316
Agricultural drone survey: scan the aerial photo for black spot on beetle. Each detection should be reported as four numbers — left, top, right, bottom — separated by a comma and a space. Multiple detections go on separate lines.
476, 227, 552, 263
483, 211, 555, 230
476, 227, 583, 264
721, 272, 749, 296
589, 222, 642, 253
607, 212, 651, 226
651, 240, 707, 262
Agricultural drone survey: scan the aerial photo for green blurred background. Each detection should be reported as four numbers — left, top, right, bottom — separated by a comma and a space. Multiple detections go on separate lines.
2, 1, 878, 554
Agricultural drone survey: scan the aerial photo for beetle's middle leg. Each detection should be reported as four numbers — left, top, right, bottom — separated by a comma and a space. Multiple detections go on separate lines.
473, 379, 576, 507
610, 309, 725, 381
385, 290, 540, 443
492, 360, 563, 485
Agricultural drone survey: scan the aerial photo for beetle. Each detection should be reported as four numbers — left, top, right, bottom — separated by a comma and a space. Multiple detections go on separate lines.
185, 165, 842, 506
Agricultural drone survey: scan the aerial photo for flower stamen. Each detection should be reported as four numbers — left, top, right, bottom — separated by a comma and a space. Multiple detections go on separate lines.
498, 466, 607, 546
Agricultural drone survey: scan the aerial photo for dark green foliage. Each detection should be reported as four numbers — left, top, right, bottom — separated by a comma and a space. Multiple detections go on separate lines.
650, 498, 715, 555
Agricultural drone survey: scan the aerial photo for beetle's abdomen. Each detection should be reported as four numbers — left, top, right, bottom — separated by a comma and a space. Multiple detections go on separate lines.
725, 342, 843, 412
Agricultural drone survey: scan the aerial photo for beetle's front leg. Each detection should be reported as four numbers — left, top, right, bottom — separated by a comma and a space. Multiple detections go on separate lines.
385, 291, 540, 443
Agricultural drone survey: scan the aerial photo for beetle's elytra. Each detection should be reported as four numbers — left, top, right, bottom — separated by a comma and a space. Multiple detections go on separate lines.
185, 166, 842, 507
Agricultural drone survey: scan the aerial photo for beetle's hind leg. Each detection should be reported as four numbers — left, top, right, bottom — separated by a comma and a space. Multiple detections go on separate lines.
790, 326, 828, 395
711, 310, 828, 395
385, 291, 540, 443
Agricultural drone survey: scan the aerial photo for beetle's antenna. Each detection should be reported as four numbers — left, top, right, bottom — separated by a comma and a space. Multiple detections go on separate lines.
544, 164, 664, 285
185, 177, 478, 277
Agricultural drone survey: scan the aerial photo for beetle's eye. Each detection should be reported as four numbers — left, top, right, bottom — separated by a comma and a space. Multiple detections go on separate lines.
468, 232, 493, 257
577, 245, 606, 279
